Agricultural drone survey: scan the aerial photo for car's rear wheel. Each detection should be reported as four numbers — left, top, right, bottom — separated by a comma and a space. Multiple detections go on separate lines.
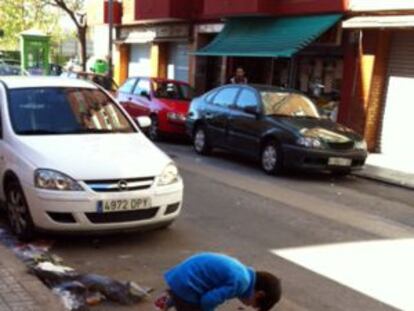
193, 126, 211, 155
148, 115, 160, 141
261, 141, 283, 175
5, 181, 35, 241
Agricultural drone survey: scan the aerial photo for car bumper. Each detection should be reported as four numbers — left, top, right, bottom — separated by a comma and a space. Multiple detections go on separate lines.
22, 179, 184, 232
282, 145, 367, 171
159, 120, 187, 136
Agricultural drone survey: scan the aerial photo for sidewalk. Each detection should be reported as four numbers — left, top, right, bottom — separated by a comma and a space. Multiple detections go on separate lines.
353, 154, 414, 190
0, 244, 66, 311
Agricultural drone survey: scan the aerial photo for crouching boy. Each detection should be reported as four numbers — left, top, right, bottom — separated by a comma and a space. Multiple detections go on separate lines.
155, 252, 281, 311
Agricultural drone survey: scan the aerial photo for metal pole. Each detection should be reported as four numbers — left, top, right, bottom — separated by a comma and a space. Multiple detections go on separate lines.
108, 0, 114, 79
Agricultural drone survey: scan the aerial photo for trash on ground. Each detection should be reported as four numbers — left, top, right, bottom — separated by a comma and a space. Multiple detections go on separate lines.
0, 227, 151, 310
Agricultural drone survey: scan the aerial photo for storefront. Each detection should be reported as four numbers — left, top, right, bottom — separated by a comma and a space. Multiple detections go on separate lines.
117, 23, 191, 82
194, 15, 343, 120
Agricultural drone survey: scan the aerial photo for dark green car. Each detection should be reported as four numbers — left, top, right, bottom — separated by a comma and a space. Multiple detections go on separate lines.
186, 85, 367, 176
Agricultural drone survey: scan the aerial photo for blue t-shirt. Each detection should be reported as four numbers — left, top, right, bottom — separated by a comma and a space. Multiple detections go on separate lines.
165, 253, 256, 311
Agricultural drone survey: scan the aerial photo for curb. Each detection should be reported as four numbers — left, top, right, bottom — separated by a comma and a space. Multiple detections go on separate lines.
0, 244, 66, 311
353, 165, 414, 190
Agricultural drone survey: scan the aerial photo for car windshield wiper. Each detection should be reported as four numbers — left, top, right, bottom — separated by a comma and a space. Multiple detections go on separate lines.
68, 128, 133, 134
17, 130, 64, 135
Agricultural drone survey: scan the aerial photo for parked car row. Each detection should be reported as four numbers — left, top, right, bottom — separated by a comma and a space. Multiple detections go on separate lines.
117, 78, 368, 176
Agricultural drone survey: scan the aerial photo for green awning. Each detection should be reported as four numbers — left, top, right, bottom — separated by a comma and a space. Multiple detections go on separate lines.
195, 14, 342, 58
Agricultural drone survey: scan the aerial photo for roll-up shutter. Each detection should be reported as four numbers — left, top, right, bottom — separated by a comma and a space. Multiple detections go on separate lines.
380, 32, 414, 158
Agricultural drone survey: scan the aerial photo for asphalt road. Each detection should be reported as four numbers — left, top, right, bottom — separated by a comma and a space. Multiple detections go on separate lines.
4, 140, 414, 311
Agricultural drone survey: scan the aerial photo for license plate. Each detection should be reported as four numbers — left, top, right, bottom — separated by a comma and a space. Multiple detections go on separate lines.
97, 198, 151, 213
328, 157, 352, 166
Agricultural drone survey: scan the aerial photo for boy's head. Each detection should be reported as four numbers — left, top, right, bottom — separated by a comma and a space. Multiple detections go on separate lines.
241, 271, 282, 311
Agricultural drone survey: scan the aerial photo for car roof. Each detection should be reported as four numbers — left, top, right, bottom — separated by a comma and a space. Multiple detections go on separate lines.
0, 76, 97, 89
248, 84, 303, 94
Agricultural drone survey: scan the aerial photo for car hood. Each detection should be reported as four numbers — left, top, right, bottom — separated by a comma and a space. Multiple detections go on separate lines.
269, 117, 363, 142
14, 133, 171, 180
158, 98, 190, 114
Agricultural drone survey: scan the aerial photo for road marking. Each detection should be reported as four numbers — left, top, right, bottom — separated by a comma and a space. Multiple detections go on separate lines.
272, 239, 414, 311
177, 155, 414, 239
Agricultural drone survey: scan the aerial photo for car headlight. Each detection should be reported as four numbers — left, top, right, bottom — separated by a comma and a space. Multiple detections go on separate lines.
355, 140, 367, 150
34, 169, 83, 191
158, 164, 179, 186
167, 112, 186, 122
296, 137, 322, 149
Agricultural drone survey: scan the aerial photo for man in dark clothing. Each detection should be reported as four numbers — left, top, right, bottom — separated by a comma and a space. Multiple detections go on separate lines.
155, 253, 282, 311
230, 67, 248, 84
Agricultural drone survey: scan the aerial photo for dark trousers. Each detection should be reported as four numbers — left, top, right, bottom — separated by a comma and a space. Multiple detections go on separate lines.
170, 292, 201, 311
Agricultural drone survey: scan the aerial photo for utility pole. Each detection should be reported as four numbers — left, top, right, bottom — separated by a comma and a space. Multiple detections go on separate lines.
108, 0, 114, 79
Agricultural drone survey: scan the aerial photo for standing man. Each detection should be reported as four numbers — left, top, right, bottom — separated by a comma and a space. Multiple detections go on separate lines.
230, 67, 248, 84
155, 252, 282, 311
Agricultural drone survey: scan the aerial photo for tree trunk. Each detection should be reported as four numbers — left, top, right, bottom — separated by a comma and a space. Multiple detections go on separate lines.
78, 26, 87, 71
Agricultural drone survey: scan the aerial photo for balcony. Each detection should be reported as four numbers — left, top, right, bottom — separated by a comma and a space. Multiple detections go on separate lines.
135, 0, 201, 21
203, 0, 347, 18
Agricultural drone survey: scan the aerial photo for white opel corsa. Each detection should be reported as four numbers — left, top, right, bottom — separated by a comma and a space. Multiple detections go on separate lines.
0, 77, 183, 240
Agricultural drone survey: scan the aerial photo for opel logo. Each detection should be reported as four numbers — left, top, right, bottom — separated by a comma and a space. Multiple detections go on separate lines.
118, 180, 128, 191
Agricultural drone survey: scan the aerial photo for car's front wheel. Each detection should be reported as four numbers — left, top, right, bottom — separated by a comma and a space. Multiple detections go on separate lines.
5, 181, 35, 241
193, 126, 211, 155
261, 141, 283, 175
148, 115, 160, 141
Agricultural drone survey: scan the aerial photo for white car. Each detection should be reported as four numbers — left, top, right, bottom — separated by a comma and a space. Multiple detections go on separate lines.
0, 77, 183, 240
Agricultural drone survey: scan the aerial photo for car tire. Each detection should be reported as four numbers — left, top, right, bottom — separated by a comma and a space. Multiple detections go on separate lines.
261, 140, 283, 175
193, 126, 211, 155
148, 115, 160, 141
5, 180, 35, 241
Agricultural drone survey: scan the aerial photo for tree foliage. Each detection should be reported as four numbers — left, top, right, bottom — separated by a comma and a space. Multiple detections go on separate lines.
0, 0, 60, 50
43, 0, 87, 70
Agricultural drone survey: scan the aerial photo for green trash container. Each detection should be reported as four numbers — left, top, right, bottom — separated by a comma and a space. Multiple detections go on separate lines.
93, 59, 108, 74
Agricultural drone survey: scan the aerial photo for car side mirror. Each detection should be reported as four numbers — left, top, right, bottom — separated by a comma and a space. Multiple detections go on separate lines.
243, 105, 260, 116
136, 116, 152, 129
140, 90, 151, 100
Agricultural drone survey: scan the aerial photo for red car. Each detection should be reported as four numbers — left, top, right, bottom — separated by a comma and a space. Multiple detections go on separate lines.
117, 77, 194, 140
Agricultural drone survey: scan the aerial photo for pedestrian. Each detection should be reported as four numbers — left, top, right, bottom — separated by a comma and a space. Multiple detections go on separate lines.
155, 252, 282, 311
230, 67, 248, 84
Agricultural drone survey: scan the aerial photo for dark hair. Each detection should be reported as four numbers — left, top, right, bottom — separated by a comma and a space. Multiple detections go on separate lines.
255, 271, 282, 311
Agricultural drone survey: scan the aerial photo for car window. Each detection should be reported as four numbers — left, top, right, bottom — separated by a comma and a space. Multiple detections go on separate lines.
153, 81, 194, 101
212, 87, 239, 108
205, 91, 217, 103
237, 89, 258, 110
133, 79, 151, 96
119, 78, 136, 94
8, 88, 136, 135
261, 92, 320, 118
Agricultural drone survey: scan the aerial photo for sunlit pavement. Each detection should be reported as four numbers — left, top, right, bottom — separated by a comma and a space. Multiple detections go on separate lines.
274, 239, 414, 310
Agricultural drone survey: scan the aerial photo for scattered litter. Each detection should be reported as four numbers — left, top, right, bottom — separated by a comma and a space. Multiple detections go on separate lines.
0, 227, 151, 310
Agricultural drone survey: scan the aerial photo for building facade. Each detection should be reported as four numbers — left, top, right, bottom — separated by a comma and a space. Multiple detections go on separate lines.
87, 0, 414, 160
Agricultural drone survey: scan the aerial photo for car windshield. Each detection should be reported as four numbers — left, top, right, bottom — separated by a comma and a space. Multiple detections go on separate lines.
8, 87, 135, 135
261, 91, 320, 118
153, 81, 194, 101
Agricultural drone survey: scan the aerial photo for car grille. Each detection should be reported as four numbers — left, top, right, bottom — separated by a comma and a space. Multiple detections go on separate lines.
327, 141, 355, 150
85, 207, 159, 224
84, 177, 155, 192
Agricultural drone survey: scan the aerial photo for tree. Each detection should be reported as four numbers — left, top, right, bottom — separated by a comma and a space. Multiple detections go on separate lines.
0, 0, 59, 50
44, 0, 87, 70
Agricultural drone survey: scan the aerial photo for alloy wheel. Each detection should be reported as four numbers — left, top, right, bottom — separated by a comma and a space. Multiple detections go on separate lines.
7, 188, 28, 236
194, 129, 206, 153
262, 144, 278, 173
